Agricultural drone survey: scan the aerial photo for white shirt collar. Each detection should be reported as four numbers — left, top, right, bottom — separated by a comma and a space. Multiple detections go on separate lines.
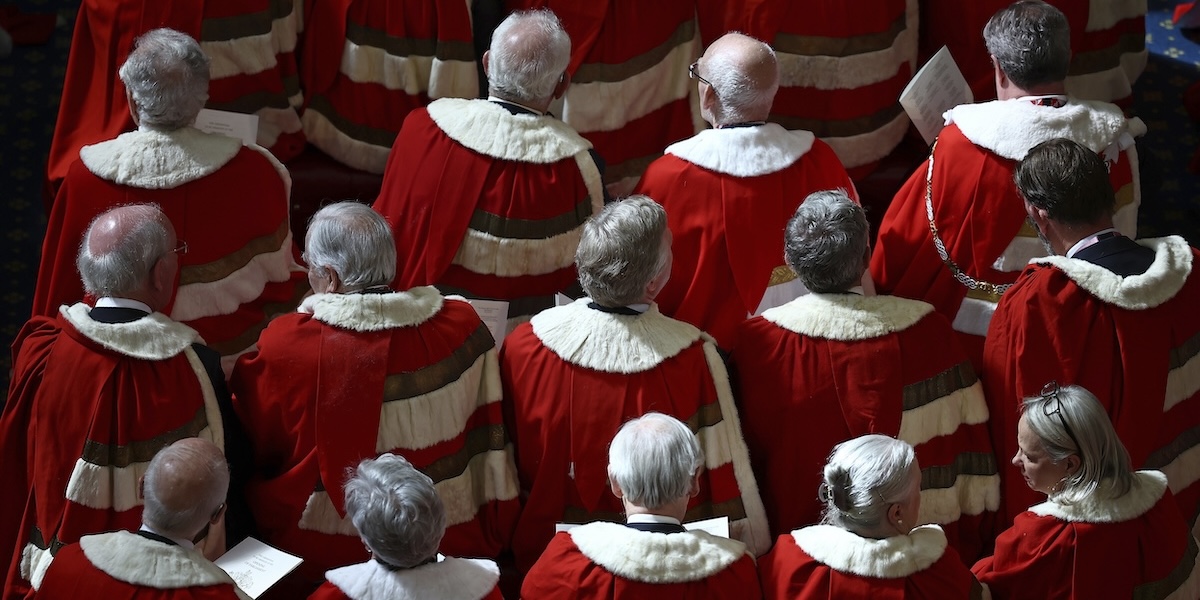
139, 524, 195, 550
626, 514, 682, 526
95, 297, 154, 314
487, 95, 545, 116
1067, 227, 1121, 258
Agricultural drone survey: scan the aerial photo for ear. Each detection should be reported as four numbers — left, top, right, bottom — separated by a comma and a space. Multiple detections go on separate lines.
609, 476, 624, 499
553, 71, 571, 99
700, 83, 717, 115
151, 253, 176, 293
1064, 454, 1082, 476
126, 88, 140, 126
482, 51, 490, 78
322, 267, 344, 294
688, 470, 701, 498
886, 501, 904, 530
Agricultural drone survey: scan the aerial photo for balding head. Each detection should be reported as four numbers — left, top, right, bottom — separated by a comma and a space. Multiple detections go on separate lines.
77, 204, 178, 309
485, 10, 571, 109
141, 438, 229, 541
695, 33, 779, 127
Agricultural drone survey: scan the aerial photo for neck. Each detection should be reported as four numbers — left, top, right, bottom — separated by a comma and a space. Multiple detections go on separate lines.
999, 81, 1067, 101
1056, 220, 1116, 255
489, 91, 551, 114
623, 498, 688, 522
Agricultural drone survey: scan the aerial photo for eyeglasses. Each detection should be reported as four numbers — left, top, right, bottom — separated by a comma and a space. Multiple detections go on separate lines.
688, 61, 712, 87
172, 240, 189, 255
1040, 381, 1083, 458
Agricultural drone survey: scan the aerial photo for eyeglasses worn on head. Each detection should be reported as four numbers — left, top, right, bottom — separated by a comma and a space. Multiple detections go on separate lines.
688, 61, 712, 87
172, 240, 189, 255
1040, 381, 1083, 459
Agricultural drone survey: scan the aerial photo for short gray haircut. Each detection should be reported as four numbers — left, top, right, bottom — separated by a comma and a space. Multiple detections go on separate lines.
607, 412, 703, 510
576, 196, 669, 306
305, 202, 397, 291
77, 205, 172, 298
1021, 384, 1134, 505
820, 435, 917, 535
703, 33, 779, 126
983, 0, 1070, 89
784, 189, 868, 293
344, 454, 446, 568
142, 440, 230, 540
487, 10, 571, 105
118, 28, 210, 130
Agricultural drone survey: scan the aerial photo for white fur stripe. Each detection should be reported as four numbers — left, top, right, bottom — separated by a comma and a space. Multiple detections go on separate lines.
338, 39, 479, 99
993, 235, 1046, 273
1086, 0, 1146, 31
375, 350, 501, 453
1166, 352, 1200, 413
202, 0, 301, 79
1162, 444, 1200, 498
898, 381, 988, 447
951, 296, 996, 338
918, 474, 1001, 525
1115, 148, 1142, 238
301, 108, 390, 173
65, 429, 215, 511
777, 0, 917, 90
702, 342, 772, 557
575, 151, 606, 220
822, 110, 910, 170
297, 490, 360, 536
21, 543, 53, 590
562, 31, 699, 134
452, 225, 583, 278
186, 346, 226, 453
251, 104, 304, 149
171, 231, 301, 322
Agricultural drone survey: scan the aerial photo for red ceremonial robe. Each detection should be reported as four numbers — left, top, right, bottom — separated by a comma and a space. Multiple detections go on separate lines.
983, 237, 1200, 532
373, 99, 604, 328
759, 524, 983, 600
0, 305, 225, 600
634, 123, 857, 348
35, 531, 248, 600
499, 300, 771, 574
694, 0, 916, 176
34, 127, 306, 372
229, 289, 519, 586
299, 0, 478, 173
870, 98, 1142, 369
522, 522, 762, 599
308, 557, 501, 600
505, 0, 702, 192
974, 471, 1200, 600
733, 294, 999, 562
45, 0, 306, 195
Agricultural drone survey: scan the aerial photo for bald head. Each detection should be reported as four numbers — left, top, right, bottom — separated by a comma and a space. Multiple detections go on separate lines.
142, 438, 229, 540
77, 204, 177, 308
486, 10, 571, 108
697, 33, 779, 127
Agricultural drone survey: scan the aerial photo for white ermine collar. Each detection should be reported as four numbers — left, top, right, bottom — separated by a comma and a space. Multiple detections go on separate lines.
792, 524, 948, 579
62, 303, 200, 360
1032, 236, 1193, 310
80, 126, 243, 189
80, 531, 250, 599
947, 98, 1144, 160
762, 294, 934, 341
299, 287, 445, 332
324, 557, 499, 600
569, 522, 747, 584
427, 98, 592, 164
666, 123, 815, 177
530, 299, 704, 374
1031, 470, 1167, 523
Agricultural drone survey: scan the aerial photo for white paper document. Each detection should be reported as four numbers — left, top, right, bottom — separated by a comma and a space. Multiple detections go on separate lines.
555, 516, 730, 538
899, 46, 973, 145
214, 537, 303, 599
194, 108, 260, 146
467, 298, 510, 346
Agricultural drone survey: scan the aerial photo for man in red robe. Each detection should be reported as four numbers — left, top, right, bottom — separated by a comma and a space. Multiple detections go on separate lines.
634, 32, 857, 349
501, 197, 771, 577
36, 439, 244, 600
984, 139, 1200, 531
871, 0, 1143, 370
1, 205, 230, 600
35, 28, 307, 373
522, 414, 762, 599
733, 190, 999, 563
373, 9, 604, 330
230, 203, 520, 594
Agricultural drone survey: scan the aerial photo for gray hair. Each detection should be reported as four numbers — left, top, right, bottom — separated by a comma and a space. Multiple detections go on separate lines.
118, 28, 210, 130
784, 189, 868, 293
77, 205, 172, 298
820, 435, 917, 535
576, 196, 669, 306
487, 10, 571, 105
142, 439, 230, 540
607, 412, 703, 510
983, 0, 1070, 89
305, 202, 397, 291
1021, 384, 1134, 504
345, 453, 446, 568
703, 33, 779, 126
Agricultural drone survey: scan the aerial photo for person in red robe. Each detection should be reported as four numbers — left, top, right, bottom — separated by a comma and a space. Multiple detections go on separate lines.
500, 197, 771, 577
45, 0, 306, 199
973, 385, 1200, 599
373, 9, 604, 330
733, 190, 999, 563
230, 203, 519, 595
759, 435, 984, 599
308, 454, 502, 600
871, 0, 1143, 370
634, 32, 857, 349
34, 28, 307, 374
522, 413, 763, 599
984, 138, 1200, 532
36, 439, 244, 600
1, 206, 230, 600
